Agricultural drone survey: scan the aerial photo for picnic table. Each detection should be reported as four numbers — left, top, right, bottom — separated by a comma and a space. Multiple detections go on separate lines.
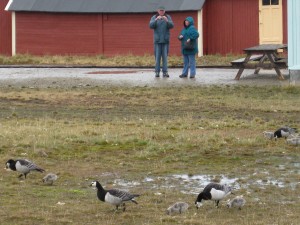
232, 44, 288, 80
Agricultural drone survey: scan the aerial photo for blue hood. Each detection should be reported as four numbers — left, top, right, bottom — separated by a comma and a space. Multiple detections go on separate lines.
184, 16, 194, 27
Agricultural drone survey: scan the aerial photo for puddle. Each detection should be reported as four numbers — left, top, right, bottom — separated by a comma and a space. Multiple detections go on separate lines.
292, 162, 300, 168
113, 179, 140, 187
278, 165, 286, 170
112, 174, 239, 194
110, 173, 299, 193
87, 70, 139, 75
253, 179, 285, 188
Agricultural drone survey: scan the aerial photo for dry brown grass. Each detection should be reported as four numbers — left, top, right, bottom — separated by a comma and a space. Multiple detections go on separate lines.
0, 53, 242, 67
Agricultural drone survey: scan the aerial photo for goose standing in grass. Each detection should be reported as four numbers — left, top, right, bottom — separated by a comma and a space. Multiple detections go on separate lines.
42, 173, 58, 185
226, 195, 246, 210
166, 202, 189, 215
274, 127, 297, 139
195, 183, 233, 208
5, 159, 45, 179
90, 181, 140, 211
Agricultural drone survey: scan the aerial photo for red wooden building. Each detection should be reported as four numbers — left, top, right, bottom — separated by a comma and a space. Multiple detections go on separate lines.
1, 0, 287, 56
0, 0, 11, 55
203, 0, 287, 55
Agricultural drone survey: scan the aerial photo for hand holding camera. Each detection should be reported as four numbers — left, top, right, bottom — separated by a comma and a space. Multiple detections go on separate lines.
156, 16, 168, 22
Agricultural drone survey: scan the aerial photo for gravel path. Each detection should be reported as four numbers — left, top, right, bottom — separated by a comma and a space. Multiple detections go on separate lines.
0, 67, 291, 88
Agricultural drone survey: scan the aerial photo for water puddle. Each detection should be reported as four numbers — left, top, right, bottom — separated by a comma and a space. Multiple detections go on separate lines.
251, 179, 285, 188
292, 162, 300, 168
109, 172, 299, 194
110, 174, 238, 194
87, 70, 138, 75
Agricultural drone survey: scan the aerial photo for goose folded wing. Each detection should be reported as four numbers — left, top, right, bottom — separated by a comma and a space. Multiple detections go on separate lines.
203, 183, 223, 192
108, 189, 138, 201
20, 159, 44, 171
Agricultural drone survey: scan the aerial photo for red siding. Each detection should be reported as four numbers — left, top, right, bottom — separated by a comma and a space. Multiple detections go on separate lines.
16, 11, 197, 56
203, 0, 259, 55
103, 11, 197, 56
282, 0, 287, 44
17, 12, 102, 55
0, 0, 12, 55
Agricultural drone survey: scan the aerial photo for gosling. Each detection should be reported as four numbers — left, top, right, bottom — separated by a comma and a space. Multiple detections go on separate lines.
226, 195, 246, 210
42, 173, 58, 185
166, 202, 189, 215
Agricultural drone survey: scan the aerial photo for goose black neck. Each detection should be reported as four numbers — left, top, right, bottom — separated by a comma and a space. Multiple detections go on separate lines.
96, 182, 106, 202
7, 159, 16, 171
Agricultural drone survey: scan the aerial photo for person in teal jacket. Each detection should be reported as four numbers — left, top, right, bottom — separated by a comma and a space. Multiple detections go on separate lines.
178, 17, 199, 78
149, 6, 174, 78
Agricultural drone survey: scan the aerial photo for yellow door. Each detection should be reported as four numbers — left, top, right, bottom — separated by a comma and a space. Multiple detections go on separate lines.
259, 0, 283, 44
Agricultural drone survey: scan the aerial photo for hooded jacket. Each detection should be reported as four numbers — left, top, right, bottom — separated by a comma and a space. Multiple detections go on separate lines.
178, 17, 199, 55
149, 13, 174, 44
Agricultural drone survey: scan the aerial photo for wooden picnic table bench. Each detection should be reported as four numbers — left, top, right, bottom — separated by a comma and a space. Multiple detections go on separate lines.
274, 58, 288, 68
232, 44, 288, 80
231, 55, 264, 67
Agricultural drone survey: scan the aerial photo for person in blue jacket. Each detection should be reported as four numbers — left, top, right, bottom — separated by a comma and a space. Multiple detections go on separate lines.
178, 17, 199, 78
149, 6, 174, 78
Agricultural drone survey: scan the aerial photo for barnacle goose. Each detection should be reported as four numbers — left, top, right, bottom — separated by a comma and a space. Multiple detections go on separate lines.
195, 182, 233, 208
5, 159, 45, 179
90, 181, 140, 211
274, 127, 297, 139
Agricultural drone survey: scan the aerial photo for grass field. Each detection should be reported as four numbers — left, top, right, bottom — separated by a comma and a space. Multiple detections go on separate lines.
0, 85, 299, 225
0, 54, 241, 67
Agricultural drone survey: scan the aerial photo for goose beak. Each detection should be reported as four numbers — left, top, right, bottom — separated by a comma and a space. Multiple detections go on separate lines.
195, 202, 202, 209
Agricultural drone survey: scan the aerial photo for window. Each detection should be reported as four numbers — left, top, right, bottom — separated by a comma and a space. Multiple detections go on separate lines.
263, 0, 270, 5
263, 0, 279, 5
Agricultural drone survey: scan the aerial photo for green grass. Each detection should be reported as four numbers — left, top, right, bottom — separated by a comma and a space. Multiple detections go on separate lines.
0, 86, 299, 224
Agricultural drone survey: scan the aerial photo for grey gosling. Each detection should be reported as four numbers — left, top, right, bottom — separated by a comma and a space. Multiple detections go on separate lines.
227, 195, 246, 210
42, 173, 58, 185
263, 131, 275, 140
90, 181, 140, 211
166, 202, 189, 215
286, 137, 300, 145
5, 159, 45, 179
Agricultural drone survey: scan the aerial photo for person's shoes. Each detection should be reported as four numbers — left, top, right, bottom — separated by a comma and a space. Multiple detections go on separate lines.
155, 72, 160, 77
190, 76, 195, 79
163, 72, 169, 78
179, 74, 188, 78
